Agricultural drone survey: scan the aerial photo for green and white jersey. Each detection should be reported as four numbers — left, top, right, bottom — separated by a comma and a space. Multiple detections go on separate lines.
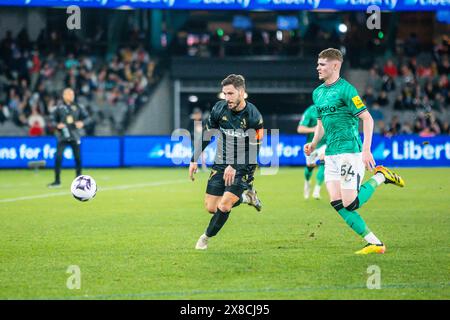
312, 78, 367, 156
299, 105, 325, 148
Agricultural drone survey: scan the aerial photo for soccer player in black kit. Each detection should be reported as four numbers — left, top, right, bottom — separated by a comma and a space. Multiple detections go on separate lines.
189, 74, 264, 250
47, 88, 92, 188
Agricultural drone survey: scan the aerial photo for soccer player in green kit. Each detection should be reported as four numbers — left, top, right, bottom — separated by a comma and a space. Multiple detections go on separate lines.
189, 74, 264, 250
304, 48, 405, 255
298, 105, 326, 199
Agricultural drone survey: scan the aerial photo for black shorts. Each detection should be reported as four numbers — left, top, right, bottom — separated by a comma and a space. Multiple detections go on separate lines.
206, 164, 256, 197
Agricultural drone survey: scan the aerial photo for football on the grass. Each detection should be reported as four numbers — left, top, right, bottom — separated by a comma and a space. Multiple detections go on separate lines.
71, 175, 97, 202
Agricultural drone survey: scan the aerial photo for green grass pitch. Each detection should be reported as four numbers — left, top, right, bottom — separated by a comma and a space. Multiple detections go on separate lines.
0, 167, 449, 299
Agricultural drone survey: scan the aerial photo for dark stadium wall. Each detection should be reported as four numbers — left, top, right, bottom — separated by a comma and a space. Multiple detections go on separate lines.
0, 8, 46, 40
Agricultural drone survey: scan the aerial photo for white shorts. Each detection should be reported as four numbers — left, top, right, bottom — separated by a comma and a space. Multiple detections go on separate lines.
324, 153, 365, 190
305, 145, 327, 166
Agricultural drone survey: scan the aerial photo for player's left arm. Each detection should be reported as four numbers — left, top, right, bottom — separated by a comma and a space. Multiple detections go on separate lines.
346, 86, 375, 171
358, 111, 376, 171
249, 112, 264, 156
75, 104, 92, 129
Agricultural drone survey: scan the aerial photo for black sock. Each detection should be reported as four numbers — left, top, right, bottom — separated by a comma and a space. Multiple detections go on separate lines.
232, 198, 242, 208
205, 208, 230, 237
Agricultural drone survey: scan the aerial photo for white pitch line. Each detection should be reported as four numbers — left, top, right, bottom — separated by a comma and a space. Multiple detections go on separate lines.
0, 179, 188, 203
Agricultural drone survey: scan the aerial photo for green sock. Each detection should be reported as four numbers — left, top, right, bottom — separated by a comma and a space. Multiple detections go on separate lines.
316, 164, 325, 186
339, 208, 371, 237
304, 166, 314, 181
331, 200, 370, 237
357, 178, 378, 209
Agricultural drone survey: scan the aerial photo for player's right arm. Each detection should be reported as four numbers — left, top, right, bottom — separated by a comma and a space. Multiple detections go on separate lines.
189, 102, 221, 181
50, 106, 65, 130
304, 119, 324, 156
304, 94, 322, 155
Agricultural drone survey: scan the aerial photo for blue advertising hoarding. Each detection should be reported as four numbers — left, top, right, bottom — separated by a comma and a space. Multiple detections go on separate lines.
371, 134, 450, 167
0, 0, 448, 11
0, 135, 449, 168
0, 137, 120, 168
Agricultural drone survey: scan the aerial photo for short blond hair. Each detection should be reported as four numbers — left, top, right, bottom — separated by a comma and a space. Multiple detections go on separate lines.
318, 48, 343, 62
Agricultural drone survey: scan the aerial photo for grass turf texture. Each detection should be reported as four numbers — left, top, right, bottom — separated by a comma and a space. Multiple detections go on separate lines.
0, 167, 449, 299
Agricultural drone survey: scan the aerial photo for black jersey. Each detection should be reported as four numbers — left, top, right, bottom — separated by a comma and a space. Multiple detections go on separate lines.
50, 103, 92, 143
196, 100, 264, 172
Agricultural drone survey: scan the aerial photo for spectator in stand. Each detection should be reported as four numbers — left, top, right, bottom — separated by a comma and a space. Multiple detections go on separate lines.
394, 94, 405, 111
29, 48, 41, 91
433, 93, 446, 112
424, 79, 436, 100
381, 75, 396, 92
437, 75, 449, 97
426, 111, 442, 136
29, 120, 44, 136
417, 62, 434, 79
400, 65, 415, 86
363, 86, 376, 107
383, 59, 398, 78
442, 121, 450, 134
408, 56, 418, 76
28, 104, 45, 136
413, 118, 424, 134
376, 90, 389, 107
387, 115, 402, 136
366, 67, 382, 91
419, 127, 436, 138
401, 122, 413, 134
0, 103, 9, 123
438, 55, 449, 76
371, 102, 384, 121
376, 120, 389, 136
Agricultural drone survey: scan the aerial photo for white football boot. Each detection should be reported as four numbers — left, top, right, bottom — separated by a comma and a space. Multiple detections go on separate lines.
195, 233, 209, 250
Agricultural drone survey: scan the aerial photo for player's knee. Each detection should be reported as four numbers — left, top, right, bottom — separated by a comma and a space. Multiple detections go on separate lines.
344, 198, 360, 211
330, 199, 343, 212
204, 202, 217, 214
218, 201, 232, 213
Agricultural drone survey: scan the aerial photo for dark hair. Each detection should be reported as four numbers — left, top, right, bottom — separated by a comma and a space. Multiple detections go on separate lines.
221, 74, 246, 90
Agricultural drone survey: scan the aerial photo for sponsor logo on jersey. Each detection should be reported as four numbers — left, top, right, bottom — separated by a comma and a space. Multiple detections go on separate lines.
220, 128, 249, 138
317, 105, 337, 114
352, 96, 365, 109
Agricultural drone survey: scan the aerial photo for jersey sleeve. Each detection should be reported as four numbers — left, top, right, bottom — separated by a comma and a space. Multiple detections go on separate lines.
344, 84, 367, 117
248, 108, 264, 146
253, 112, 264, 130
205, 102, 221, 130
254, 110, 264, 142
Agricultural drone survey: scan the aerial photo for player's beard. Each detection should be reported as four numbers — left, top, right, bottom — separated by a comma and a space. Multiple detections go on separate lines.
227, 98, 242, 112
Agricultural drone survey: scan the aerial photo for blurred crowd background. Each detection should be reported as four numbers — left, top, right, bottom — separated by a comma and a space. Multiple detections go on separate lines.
0, 9, 448, 137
